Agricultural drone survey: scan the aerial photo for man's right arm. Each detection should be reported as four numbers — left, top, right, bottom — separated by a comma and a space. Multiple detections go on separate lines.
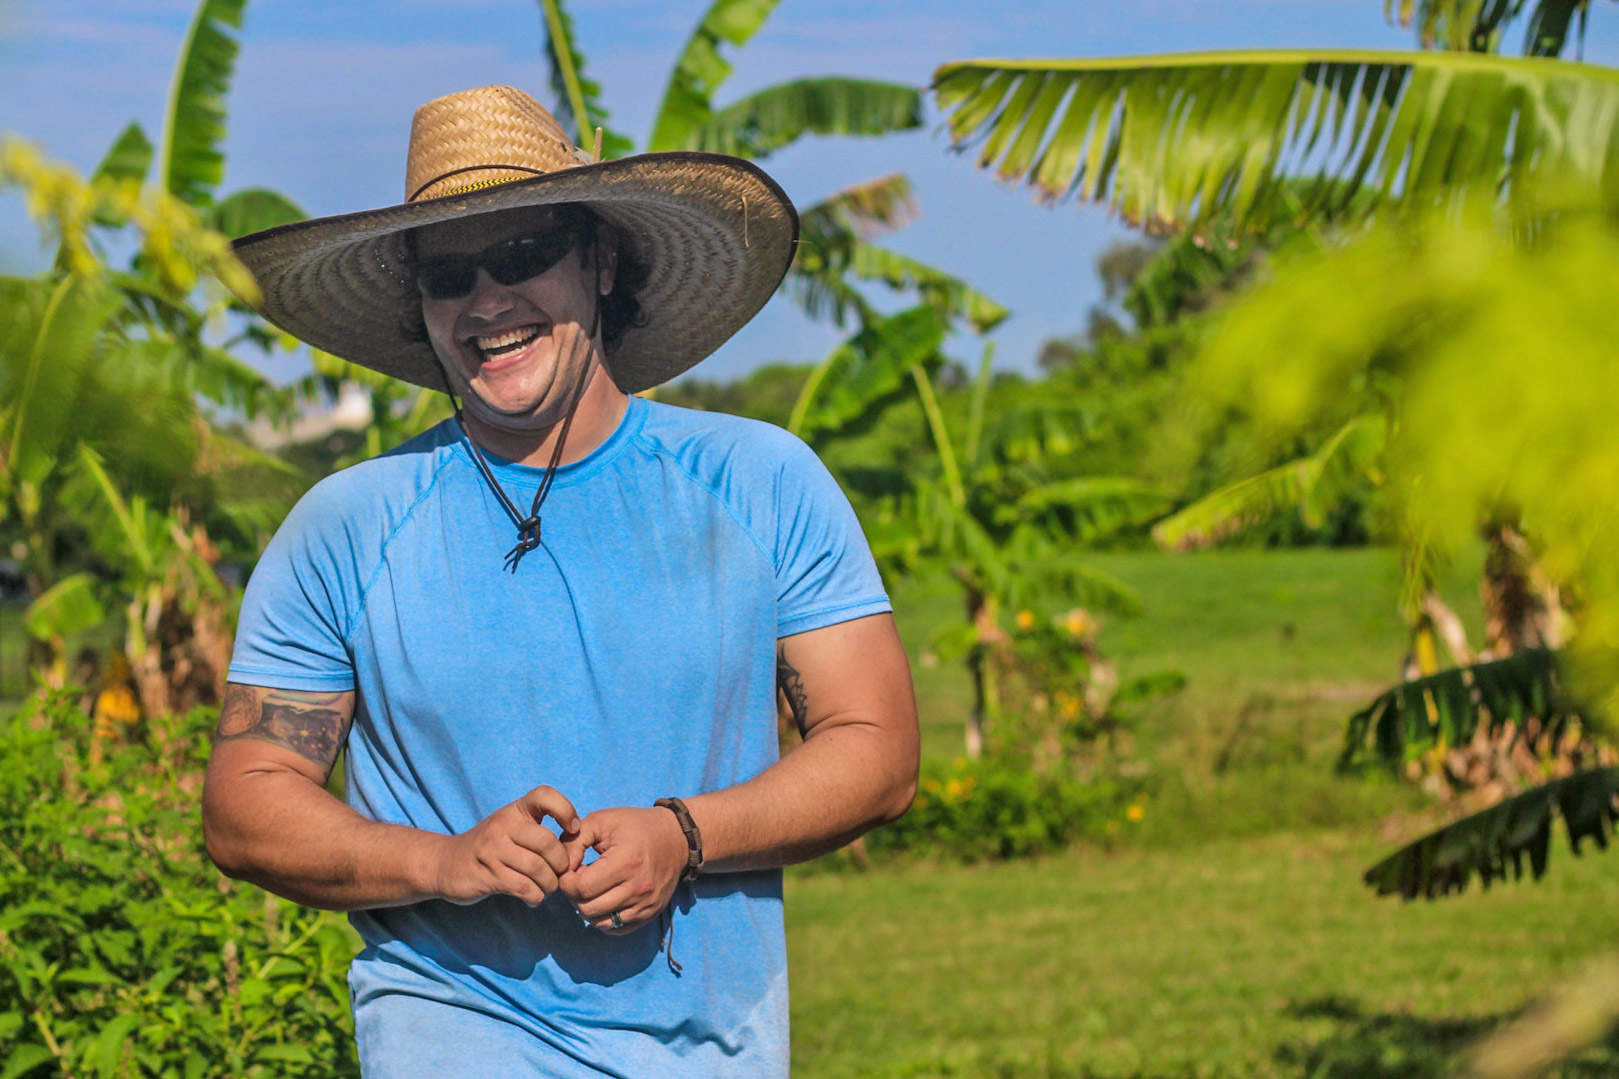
203, 682, 582, 912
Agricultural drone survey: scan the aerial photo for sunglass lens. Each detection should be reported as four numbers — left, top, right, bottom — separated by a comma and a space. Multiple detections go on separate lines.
415, 257, 476, 300
486, 234, 573, 286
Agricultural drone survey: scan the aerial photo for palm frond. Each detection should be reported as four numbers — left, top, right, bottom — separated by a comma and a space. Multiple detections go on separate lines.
1365, 766, 1619, 898
1340, 647, 1574, 771
158, 0, 247, 207
537, 0, 633, 157
1154, 413, 1387, 551
683, 77, 923, 158
933, 50, 1619, 233
648, 0, 781, 153
1387, 0, 1604, 57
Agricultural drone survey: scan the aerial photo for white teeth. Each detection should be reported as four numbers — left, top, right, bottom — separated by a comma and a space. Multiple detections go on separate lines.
474, 325, 542, 353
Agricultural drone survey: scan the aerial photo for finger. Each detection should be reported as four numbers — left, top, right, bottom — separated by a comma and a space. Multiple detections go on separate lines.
560, 852, 631, 904
574, 880, 648, 933
505, 819, 571, 877
492, 864, 551, 907
519, 785, 582, 836
498, 842, 560, 897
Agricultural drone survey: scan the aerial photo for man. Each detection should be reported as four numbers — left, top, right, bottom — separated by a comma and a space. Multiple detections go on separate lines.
202, 85, 918, 1078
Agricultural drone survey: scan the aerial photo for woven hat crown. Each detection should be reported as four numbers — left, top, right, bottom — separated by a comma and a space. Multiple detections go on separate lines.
405, 85, 586, 203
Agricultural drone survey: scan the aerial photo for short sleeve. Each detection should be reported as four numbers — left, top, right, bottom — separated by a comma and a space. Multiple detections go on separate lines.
228, 477, 362, 691
770, 437, 891, 638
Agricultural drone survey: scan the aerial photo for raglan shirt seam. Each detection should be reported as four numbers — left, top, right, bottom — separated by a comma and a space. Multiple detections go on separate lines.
230, 450, 462, 692
630, 430, 889, 637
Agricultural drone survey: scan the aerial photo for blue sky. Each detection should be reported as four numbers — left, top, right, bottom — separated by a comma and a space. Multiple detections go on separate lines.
5, 0, 1619, 384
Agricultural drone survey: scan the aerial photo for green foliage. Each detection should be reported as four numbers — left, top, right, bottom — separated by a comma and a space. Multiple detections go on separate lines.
1364, 766, 1619, 899
1154, 413, 1388, 551
23, 576, 105, 645
866, 757, 1139, 860
933, 50, 1619, 233
1341, 648, 1577, 772
788, 174, 1007, 336
1388, 0, 1607, 56
207, 189, 305, 240
789, 305, 946, 441
160, 0, 248, 207
648, 0, 782, 152
0, 699, 357, 1077
683, 77, 923, 158
536, 0, 632, 158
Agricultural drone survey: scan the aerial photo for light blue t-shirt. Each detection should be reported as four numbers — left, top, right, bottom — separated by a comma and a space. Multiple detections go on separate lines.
228, 396, 890, 1078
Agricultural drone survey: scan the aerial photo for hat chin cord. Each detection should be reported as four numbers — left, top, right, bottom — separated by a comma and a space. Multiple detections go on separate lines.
449, 259, 604, 573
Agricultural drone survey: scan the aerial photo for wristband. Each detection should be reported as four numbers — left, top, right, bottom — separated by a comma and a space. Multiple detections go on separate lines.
654, 797, 703, 882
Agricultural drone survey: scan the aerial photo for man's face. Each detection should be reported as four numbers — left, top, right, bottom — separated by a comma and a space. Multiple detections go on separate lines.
415, 205, 611, 431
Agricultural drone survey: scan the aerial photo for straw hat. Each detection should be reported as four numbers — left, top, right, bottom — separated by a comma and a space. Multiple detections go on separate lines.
230, 85, 799, 394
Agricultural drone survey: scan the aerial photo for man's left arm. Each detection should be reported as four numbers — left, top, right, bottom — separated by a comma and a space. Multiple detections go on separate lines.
560, 612, 918, 932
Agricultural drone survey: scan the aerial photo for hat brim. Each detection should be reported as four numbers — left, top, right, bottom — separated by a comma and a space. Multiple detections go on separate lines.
231, 152, 799, 395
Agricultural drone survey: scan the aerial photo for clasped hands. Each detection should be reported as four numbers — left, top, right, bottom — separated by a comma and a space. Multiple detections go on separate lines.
429, 785, 689, 934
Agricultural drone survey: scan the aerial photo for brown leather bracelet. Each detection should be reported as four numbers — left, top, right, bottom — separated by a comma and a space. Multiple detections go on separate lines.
654, 797, 703, 882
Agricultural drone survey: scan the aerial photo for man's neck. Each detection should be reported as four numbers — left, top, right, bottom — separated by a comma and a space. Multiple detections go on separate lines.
459, 365, 631, 468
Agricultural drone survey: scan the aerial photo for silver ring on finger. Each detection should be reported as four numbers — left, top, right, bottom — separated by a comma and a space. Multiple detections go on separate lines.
609, 910, 624, 930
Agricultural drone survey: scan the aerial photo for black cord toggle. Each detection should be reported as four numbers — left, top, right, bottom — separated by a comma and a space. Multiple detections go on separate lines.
504, 516, 543, 572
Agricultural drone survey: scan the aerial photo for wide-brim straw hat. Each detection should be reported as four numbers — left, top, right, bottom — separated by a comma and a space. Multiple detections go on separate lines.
231, 85, 799, 394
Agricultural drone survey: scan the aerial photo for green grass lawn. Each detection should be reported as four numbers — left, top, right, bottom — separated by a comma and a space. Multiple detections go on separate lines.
787, 829, 1619, 1078
785, 546, 1615, 1077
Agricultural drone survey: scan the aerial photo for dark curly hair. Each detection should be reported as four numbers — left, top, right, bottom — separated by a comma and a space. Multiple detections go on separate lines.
399, 203, 650, 355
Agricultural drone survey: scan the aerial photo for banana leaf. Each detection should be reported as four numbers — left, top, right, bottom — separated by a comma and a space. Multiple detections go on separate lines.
648, 0, 781, 153
683, 77, 923, 158
1364, 766, 1619, 898
1387, 0, 1601, 57
1153, 413, 1387, 551
159, 0, 248, 207
536, 0, 632, 157
933, 50, 1619, 234
1340, 648, 1574, 771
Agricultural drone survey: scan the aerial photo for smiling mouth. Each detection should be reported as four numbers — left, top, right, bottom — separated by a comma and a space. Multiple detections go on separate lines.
473, 324, 543, 363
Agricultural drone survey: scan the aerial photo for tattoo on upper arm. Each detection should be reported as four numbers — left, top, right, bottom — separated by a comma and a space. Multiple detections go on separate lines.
777, 646, 809, 738
214, 685, 352, 773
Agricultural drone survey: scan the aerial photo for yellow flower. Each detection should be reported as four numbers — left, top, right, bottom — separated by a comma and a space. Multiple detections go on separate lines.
1015, 609, 1036, 632
1126, 803, 1145, 822
1058, 694, 1082, 720
961, 775, 976, 795
1064, 609, 1094, 639
914, 796, 930, 810
923, 777, 941, 794
945, 779, 963, 800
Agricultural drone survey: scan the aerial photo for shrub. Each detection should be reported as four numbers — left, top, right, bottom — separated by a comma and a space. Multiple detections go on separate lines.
0, 696, 358, 1078
867, 756, 1147, 861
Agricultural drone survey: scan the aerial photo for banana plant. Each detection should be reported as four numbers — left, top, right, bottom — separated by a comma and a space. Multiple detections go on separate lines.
790, 307, 1167, 757
535, 0, 1003, 358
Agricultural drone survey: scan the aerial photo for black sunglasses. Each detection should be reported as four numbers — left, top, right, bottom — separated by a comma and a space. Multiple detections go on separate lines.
412, 225, 588, 300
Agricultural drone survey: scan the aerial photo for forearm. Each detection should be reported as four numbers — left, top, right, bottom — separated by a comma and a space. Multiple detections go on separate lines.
203, 760, 447, 911
685, 715, 917, 872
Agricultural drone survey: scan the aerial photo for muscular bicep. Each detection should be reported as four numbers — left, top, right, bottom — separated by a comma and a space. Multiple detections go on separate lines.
211, 682, 355, 785
776, 613, 918, 748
